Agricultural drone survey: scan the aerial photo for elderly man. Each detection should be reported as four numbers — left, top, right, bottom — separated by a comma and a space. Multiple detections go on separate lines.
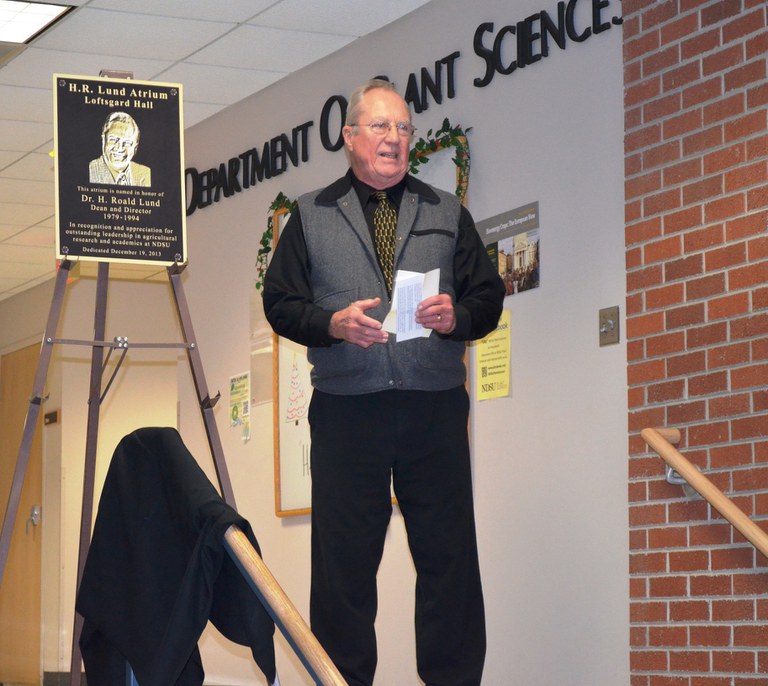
263, 79, 504, 686
89, 111, 151, 186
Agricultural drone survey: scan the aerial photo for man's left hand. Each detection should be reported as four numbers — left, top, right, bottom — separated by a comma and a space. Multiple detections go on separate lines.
416, 294, 456, 335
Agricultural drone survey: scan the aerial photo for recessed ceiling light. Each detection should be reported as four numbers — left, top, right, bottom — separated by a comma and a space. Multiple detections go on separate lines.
0, 1, 72, 44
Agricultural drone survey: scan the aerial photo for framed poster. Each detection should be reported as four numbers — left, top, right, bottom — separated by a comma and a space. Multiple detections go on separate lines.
53, 74, 186, 265
475, 202, 541, 297
266, 199, 313, 517
274, 335, 313, 516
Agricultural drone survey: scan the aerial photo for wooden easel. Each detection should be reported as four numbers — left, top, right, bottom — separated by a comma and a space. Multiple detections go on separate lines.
0, 259, 347, 686
0, 66, 238, 683
0, 259, 236, 684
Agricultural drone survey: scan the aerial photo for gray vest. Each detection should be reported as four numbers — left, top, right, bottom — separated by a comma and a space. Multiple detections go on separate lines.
300, 182, 467, 395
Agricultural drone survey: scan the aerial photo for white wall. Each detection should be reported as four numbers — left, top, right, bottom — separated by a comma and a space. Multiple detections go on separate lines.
0, 0, 628, 683
180, 0, 628, 684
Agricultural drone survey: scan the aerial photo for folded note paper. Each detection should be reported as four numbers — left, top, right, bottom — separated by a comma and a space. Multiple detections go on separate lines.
382, 268, 440, 342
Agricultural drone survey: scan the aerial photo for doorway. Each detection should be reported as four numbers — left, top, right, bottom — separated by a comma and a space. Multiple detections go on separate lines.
0, 343, 43, 684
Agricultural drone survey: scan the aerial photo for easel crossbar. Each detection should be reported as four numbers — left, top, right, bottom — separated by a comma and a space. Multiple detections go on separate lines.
47, 338, 193, 350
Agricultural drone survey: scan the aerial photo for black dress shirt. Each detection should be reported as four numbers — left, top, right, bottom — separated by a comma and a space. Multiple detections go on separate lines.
263, 170, 504, 348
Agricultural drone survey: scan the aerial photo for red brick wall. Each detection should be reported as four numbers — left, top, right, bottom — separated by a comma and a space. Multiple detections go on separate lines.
624, 0, 768, 683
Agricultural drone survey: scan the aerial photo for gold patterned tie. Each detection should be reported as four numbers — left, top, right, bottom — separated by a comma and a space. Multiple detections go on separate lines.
373, 191, 397, 293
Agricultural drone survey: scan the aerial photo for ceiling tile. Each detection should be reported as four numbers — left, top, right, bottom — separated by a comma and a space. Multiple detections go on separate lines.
0, 150, 26, 170
251, 0, 431, 35
0, 120, 52, 153
0, 85, 53, 123
4, 224, 55, 247
0, 201, 53, 226
34, 8, 235, 61
1, 151, 55, 180
0, 46, 173, 89
160, 62, 284, 106
0, 178, 53, 204
188, 24, 354, 72
88, 0, 277, 23
0, 268, 55, 301
0, 242, 53, 265
182, 101, 226, 129
0, 223, 27, 241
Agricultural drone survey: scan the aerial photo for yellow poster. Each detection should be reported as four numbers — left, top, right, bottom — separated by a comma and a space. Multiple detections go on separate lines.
475, 309, 511, 401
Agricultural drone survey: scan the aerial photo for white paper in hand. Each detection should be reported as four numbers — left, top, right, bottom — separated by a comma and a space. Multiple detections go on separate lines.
382, 268, 440, 341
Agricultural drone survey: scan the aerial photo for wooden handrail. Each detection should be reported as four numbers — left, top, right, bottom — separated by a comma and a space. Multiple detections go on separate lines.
641, 427, 768, 560
223, 526, 348, 686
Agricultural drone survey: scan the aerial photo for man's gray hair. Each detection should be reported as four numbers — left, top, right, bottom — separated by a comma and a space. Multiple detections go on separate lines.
345, 79, 399, 127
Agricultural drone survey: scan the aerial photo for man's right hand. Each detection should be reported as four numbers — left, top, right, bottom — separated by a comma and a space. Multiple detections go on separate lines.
329, 298, 389, 348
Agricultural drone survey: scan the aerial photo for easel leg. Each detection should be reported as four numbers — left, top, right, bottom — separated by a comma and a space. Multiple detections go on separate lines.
0, 260, 72, 588
70, 262, 110, 686
168, 265, 237, 507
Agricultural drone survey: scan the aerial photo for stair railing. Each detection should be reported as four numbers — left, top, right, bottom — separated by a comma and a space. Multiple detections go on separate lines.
224, 526, 348, 686
641, 427, 768, 560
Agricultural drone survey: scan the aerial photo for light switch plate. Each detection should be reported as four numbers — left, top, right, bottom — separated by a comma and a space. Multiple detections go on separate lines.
599, 306, 620, 346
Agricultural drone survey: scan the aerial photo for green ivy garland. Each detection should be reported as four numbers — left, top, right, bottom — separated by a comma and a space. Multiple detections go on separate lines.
409, 118, 472, 204
255, 191, 296, 293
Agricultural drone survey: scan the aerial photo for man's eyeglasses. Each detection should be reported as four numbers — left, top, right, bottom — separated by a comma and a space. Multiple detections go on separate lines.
350, 121, 417, 137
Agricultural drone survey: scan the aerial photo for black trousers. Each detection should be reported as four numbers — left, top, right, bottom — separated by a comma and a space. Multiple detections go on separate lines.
308, 386, 486, 686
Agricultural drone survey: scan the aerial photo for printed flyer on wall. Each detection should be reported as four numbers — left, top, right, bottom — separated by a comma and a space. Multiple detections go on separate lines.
475, 309, 511, 401
476, 202, 540, 298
